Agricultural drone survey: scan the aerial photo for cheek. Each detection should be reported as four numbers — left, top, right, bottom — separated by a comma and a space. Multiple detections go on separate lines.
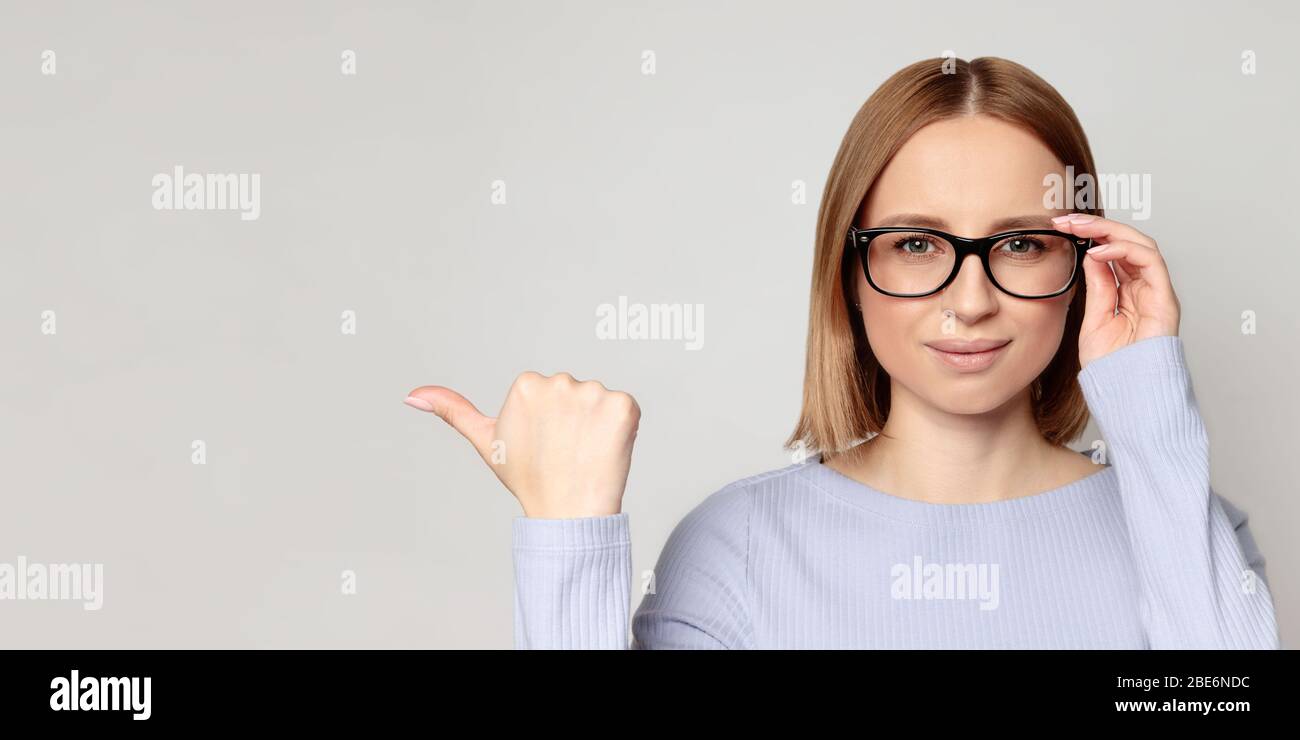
990, 299, 1074, 386
1014, 300, 1073, 363
858, 291, 930, 375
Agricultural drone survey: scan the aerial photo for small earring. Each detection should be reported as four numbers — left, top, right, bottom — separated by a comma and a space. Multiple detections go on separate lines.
854, 302, 862, 309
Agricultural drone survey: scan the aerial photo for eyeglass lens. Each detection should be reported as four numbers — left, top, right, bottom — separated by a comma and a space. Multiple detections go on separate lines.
865, 231, 1077, 296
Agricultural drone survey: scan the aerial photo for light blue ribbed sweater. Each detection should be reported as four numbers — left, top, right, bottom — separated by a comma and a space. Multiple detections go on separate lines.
511, 335, 1281, 648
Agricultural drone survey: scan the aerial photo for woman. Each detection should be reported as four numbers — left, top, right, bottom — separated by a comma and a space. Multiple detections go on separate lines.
403, 56, 1280, 649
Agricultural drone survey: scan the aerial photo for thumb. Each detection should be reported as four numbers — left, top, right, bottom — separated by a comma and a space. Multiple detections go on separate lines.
404, 386, 496, 459
1079, 252, 1117, 336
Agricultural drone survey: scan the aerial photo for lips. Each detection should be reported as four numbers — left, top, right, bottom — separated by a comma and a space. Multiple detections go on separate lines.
923, 338, 1012, 372
924, 338, 1011, 353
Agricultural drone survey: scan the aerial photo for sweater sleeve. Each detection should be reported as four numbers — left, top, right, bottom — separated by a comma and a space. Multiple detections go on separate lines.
1076, 334, 1281, 649
511, 483, 754, 649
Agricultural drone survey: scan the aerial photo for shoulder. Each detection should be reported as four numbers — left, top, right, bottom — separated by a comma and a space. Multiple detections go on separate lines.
686, 459, 812, 519
663, 459, 809, 552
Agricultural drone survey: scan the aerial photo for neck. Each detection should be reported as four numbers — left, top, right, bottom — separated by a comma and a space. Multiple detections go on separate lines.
826, 383, 1073, 504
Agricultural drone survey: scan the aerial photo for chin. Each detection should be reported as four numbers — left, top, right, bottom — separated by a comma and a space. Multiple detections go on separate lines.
936, 396, 1005, 415
927, 382, 1019, 415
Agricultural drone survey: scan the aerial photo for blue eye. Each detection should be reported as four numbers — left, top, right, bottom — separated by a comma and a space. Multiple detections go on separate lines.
892, 235, 940, 254
998, 237, 1044, 254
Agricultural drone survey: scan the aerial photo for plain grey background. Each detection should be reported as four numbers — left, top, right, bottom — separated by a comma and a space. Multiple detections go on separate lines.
1, 0, 1296, 648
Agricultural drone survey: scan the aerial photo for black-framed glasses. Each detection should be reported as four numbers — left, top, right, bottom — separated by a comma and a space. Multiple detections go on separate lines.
847, 226, 1092, 299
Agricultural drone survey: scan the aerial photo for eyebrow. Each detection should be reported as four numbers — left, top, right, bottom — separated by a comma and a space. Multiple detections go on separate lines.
873, 213, 1058, 232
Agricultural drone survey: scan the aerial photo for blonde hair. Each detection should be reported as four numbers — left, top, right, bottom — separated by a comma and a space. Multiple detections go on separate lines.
786, 56, 1100, 457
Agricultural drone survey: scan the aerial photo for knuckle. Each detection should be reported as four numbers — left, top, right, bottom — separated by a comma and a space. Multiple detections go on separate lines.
609, 391, 640, 418
512, 370, 544, 395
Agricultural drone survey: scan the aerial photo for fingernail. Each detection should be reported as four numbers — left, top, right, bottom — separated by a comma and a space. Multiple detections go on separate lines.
1086, 245, 1109, 254
1069, 214, 1097, 223
403, 396, 435, 412
1051, 214, 1072, 222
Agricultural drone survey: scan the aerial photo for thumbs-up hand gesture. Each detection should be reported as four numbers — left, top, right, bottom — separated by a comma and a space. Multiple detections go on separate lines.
404, 372, 640, 519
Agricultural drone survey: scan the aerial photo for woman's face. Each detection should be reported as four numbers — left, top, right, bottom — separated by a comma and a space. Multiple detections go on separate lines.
854, 114, 1077, 415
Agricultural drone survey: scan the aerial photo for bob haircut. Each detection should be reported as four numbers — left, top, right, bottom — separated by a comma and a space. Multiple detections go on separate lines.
787, 56, 1101, 458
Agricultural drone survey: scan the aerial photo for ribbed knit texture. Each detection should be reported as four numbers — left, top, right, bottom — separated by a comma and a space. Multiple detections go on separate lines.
511, 335, 1280, 648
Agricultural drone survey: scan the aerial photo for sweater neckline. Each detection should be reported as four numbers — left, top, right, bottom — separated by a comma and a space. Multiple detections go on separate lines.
796, 453, 1117, 526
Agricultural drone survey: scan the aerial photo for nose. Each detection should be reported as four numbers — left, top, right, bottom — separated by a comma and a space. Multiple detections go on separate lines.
938, 253, 1000, 323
